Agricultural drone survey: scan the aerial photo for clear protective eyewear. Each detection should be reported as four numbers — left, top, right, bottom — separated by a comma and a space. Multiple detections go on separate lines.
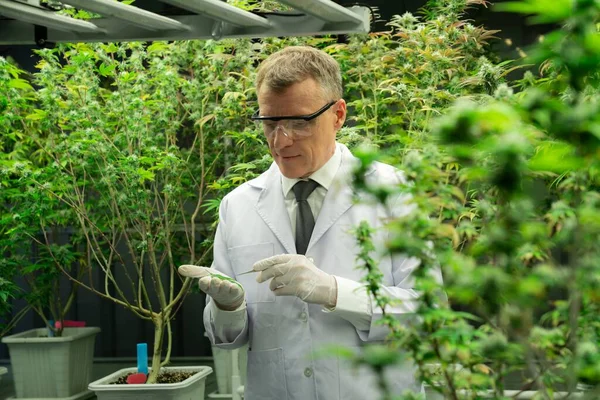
251, 100, 337, 140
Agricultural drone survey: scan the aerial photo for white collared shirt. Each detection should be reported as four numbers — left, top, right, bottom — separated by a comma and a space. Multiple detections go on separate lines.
280, 143, 342, 236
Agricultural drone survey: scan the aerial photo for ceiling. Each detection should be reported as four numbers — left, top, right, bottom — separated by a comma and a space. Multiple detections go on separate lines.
0, 0, 375, 45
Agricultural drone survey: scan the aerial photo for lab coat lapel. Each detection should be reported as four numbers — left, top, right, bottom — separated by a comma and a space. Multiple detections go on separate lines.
253, 164, 296, 254
307, 145, 362, 253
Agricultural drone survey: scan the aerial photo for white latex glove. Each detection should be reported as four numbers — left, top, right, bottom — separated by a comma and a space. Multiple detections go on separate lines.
178, 265, 245, 311
253, 254, 337, 308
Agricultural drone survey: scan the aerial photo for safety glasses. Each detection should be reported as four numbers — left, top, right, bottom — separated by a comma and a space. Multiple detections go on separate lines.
251, 100, 337, 140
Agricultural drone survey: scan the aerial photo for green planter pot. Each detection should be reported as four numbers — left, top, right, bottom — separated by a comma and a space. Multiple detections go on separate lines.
88, 366, 213, 400
1, 327, 100, 400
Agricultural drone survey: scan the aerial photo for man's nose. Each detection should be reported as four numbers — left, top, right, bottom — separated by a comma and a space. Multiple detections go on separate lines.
273, 125, 293, 150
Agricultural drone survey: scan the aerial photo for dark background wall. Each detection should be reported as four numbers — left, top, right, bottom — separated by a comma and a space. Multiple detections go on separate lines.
1, 232, 210, 361
0, 0, 555, 361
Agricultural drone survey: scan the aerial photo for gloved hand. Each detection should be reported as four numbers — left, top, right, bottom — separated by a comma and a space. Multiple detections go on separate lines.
253, 254, 338, 308
178, 265, 245, 311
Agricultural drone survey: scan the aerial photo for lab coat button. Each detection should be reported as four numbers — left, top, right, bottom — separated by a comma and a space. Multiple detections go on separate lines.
308, 257, 314, 263
300, 312, 308, 322
304, 367, 313, 377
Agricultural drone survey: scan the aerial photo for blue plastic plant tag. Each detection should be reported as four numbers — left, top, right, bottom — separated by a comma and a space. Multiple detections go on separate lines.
48, 320, 54, 337
137, 343, 148, 374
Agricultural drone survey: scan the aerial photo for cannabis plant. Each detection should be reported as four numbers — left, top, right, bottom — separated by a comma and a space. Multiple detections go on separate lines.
350, 0, 600, 399
0, 56, 84, 338
0, 38, 273, 383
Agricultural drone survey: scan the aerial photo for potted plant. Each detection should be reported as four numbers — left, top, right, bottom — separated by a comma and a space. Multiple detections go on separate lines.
341, 0, 600, 398
22, 41, 216, 398
0, 56, 101, 400
10, 35, 279, 398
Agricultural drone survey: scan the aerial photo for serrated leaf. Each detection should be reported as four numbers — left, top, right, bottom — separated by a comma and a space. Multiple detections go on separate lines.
229, 163, 257, 172
9, 79, 33, 91
98, 62, 116, 77
147, 42, 169, 54
195, 114, 215, 128
26, 109, 47, 121
137, 168, 155, 182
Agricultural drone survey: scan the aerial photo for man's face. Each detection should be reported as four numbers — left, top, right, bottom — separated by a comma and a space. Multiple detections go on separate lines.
257, 78, 346, 179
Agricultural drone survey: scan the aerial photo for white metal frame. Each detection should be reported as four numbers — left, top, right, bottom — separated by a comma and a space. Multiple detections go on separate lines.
0, 0, 105, 33
0, 0, 371, 45
160, 0, 271, 28
61, 0, 191, 31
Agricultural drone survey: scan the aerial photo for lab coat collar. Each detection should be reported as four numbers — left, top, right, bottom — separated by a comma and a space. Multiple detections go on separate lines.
306, 143, 367, 252
250, 143, 375, 254
253, 165, 296, 254
248, 143, 374, 190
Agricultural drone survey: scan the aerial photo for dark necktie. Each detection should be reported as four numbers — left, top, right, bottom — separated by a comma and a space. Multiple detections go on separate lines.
293, 179, 319, 255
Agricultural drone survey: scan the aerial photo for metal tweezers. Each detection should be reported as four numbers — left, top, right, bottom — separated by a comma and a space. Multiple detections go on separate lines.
236, 269, 256, 276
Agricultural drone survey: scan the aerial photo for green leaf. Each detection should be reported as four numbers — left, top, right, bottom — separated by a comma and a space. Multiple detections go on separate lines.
101, 43, 119, 53
229, 163, 256, 172
195, 114, 215, 128
137, 168, 155, 182
98, 62, 116, 77
201, 199, 221, 215
494, 0, 573, 24
147, 42, 169, 54
8, 78, 33, 91
311, 345, 357, 360
209, 272, 243, 288
528, 142, 583, 173
26, 109, 47, 121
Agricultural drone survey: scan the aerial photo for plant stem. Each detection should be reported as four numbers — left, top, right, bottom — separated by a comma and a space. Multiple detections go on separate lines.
432, 338, 460, 400
0, 305, 32, 337
147, 314, 165, 384
375, 368, 392, 400
161, 319, 172, 367
190, 99, 207, 263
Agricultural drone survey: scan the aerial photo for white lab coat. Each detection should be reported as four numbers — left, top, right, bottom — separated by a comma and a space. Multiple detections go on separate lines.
204, 143, 423, 399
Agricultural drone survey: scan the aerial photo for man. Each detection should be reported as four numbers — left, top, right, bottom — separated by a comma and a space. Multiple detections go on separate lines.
179, 46, 423, 399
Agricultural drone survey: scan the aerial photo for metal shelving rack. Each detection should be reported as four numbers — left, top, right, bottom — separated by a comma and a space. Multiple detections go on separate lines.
0, 0, 370, 45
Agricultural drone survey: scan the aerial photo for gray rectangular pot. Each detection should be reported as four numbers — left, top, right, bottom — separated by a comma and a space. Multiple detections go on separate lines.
2, 327, 100, 400
0, 366, 7, 384
88, 366, 213, 400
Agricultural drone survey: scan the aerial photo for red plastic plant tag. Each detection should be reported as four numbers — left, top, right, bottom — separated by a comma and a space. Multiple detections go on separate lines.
126, 373, 147, 384
63, 320, 86, 327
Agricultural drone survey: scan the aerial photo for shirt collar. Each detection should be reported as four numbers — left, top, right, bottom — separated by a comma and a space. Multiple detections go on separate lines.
281, 143, 342, 198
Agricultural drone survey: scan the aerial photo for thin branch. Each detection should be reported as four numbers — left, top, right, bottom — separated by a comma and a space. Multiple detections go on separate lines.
0, 305, 33, 337
190, 99, 207, 263
161, 318, 173, 367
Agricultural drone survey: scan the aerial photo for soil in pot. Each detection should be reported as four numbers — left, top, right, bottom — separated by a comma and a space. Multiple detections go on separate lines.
111, 370, 196, 385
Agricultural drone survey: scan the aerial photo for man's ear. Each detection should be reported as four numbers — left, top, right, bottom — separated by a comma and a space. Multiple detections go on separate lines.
334, 99, 347, 131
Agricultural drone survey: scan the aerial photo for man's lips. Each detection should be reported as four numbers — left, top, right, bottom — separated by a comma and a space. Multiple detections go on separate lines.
279, 155, 300, 159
